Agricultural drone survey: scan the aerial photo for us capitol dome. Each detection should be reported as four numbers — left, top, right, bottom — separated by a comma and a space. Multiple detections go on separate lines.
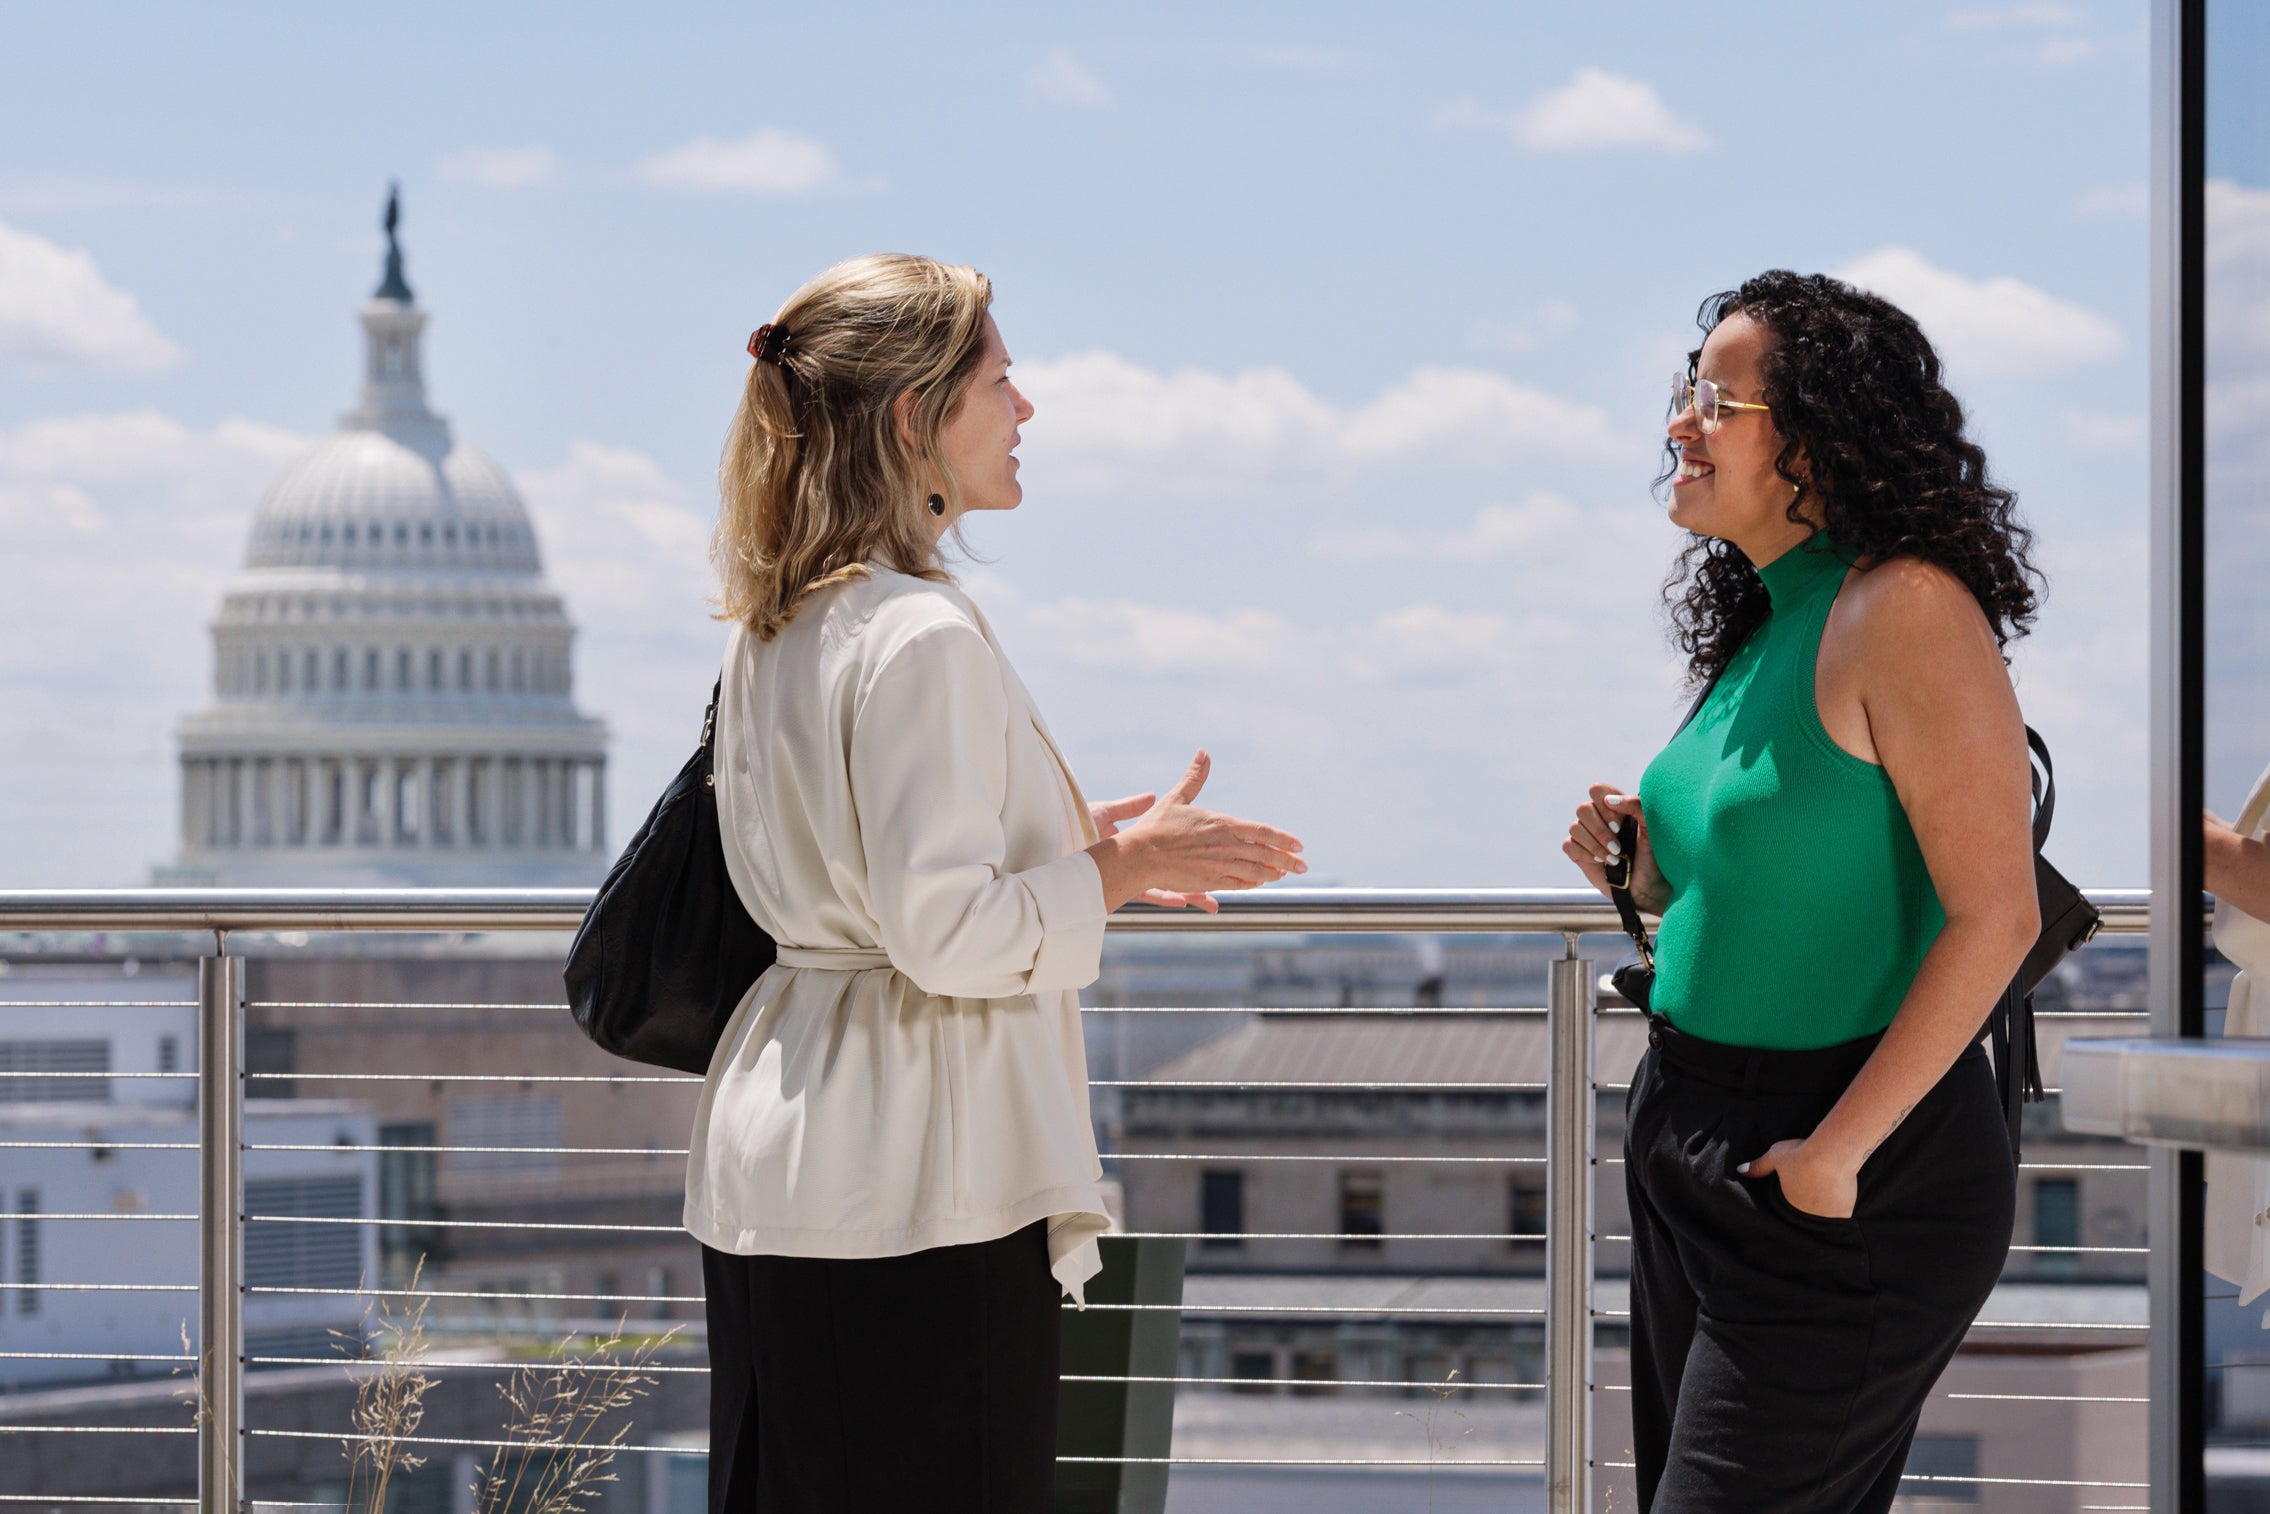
165, 190, 609, 886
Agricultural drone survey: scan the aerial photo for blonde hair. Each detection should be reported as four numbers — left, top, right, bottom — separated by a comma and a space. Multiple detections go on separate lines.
713, 254, 995, 639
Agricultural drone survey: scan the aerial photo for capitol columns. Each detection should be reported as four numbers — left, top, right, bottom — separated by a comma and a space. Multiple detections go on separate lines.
589, 758, 605, 854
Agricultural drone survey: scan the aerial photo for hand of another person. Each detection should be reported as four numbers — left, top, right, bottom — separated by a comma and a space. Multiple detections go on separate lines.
1091, 791, 1214, 910
2206, 809, 2270, 922
1087, 751, 1306, 914
1740, 1137, 1858, 1221
1562, 784, 1668, 914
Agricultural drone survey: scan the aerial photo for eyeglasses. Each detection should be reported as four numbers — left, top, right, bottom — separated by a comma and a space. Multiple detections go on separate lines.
1669, 374, 1772, 435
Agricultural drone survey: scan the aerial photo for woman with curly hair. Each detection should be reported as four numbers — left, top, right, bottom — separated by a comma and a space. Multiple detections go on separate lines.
1564, 270, 2042, 1512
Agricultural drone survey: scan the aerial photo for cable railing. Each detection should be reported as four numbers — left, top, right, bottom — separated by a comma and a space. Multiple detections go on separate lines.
0, 887, 2158, 1513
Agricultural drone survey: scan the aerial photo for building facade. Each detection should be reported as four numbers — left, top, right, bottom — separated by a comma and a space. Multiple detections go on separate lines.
165, 192, 607, 886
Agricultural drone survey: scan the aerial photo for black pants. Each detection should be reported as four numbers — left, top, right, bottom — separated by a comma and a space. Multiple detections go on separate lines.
1624, 1018, 2015, 1514
702, 1222, 1062, 1514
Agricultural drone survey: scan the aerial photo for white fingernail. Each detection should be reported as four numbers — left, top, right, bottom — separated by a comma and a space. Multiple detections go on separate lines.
1607, 840, 1622, 856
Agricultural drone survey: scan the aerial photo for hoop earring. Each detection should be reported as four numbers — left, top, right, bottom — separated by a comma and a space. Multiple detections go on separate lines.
927, 494, 946, 517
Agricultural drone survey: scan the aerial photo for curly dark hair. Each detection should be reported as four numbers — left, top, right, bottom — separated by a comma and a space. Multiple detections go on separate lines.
1661, 269, 2042, 686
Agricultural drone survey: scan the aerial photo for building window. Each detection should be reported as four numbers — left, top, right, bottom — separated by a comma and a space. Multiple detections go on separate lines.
447, 1096, 564, 1180
1291, 1349, 1338, 1397
0, 1040, 111, 1104
458, 648, 473, 691
1230, 1349, 1276, 1394
486, 649, 501, 691
157, 1036, 179, 1075
396, 648, 412, 690
2034, 1178, 2081, 1278
1509, 1178, 1547, 1241
1901, 1433, 1980, 1503
1200, 1170, 1244, 1249
379, 1123, 440, 1274
428, 648, 443, 690
1339, 1171, 1384, 1248
245, 1176, 365, 1292
364, 648, 380, 691
15, 1189, 39, 1315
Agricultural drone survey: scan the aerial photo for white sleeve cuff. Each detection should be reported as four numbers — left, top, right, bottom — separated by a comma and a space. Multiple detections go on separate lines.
1022, 848, 1108, 994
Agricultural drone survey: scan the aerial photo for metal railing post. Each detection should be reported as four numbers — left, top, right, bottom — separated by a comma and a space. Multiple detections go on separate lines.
199, 948, 245, 1514
1546, 947, 1596, 1514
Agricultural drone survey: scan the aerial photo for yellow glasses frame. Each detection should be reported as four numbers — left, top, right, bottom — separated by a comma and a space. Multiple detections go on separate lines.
1670, 374, 1772, 435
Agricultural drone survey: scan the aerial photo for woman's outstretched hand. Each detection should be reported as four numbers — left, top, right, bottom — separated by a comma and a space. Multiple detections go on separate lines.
1087, 751, 1305, 914
1563, 783, 1668, 913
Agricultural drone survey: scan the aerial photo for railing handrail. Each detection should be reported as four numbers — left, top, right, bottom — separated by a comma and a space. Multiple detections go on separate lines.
0, 886, 2159, 935
0, 885, 2166, 1514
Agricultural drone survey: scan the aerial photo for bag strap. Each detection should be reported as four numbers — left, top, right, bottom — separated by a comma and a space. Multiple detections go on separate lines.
1993, 725, 2062, 1161
1605, 668, 1727, 971
2027, 726, 2055, 852
1605, 816, 1653, 971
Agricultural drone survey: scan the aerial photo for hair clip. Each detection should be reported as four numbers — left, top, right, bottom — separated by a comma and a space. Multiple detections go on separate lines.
748, 324, 791, 365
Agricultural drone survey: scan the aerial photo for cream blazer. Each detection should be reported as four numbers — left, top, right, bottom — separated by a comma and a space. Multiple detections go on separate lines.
683, 567, 1113, 1300
2206, 762, 2270, 1305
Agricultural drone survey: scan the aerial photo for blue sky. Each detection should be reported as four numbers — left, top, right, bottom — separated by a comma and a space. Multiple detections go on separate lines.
0, 1, 2164, 887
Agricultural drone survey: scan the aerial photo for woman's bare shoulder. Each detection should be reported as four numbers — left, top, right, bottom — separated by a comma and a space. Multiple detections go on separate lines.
1839, 555, 1994, 649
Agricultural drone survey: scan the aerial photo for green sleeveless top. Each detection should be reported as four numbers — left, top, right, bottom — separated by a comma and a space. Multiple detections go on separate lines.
1637, 535, 1944, 1049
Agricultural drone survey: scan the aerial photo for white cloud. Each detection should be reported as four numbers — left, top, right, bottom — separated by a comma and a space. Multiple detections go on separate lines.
1030, 49, 1110, 106
1014, 351, 1619, 494
2071, 182, 2147, 218
0, 410, 313, 883
519, 441, 716, 622
637, 130, 839, 195
1832, 247, 2123, 376
0, 409, 303, 502
2060, 410, 2146, 452
1439, 69, 1708, 154
1016, 597, 1297, 676
439, 146, 560, 189
1313, 492, 1583, 561
0, 218, 182, 372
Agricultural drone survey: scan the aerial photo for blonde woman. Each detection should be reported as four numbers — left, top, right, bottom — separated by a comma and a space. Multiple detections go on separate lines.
686, 254, 1305, 1514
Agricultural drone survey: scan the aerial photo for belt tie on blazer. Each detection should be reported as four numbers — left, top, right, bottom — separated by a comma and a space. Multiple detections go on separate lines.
772, 946, 894, 971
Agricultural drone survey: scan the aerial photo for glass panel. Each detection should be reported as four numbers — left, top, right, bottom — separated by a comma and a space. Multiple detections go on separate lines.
2203, 2, 2270, 1499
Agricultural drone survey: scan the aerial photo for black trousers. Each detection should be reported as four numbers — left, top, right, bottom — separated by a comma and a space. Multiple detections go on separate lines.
1624, 1018, 2015, 1514
702, 1221, 1062, 1514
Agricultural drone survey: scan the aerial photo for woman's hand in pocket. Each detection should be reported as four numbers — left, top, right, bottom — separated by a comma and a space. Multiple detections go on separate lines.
1563, 784, 1667, 913
1741, 1138, 1857, 1221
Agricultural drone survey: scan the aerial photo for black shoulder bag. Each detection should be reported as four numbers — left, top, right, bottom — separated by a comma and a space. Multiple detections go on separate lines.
1606, 725, 2100, 1160
563, 680, 777, 1074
